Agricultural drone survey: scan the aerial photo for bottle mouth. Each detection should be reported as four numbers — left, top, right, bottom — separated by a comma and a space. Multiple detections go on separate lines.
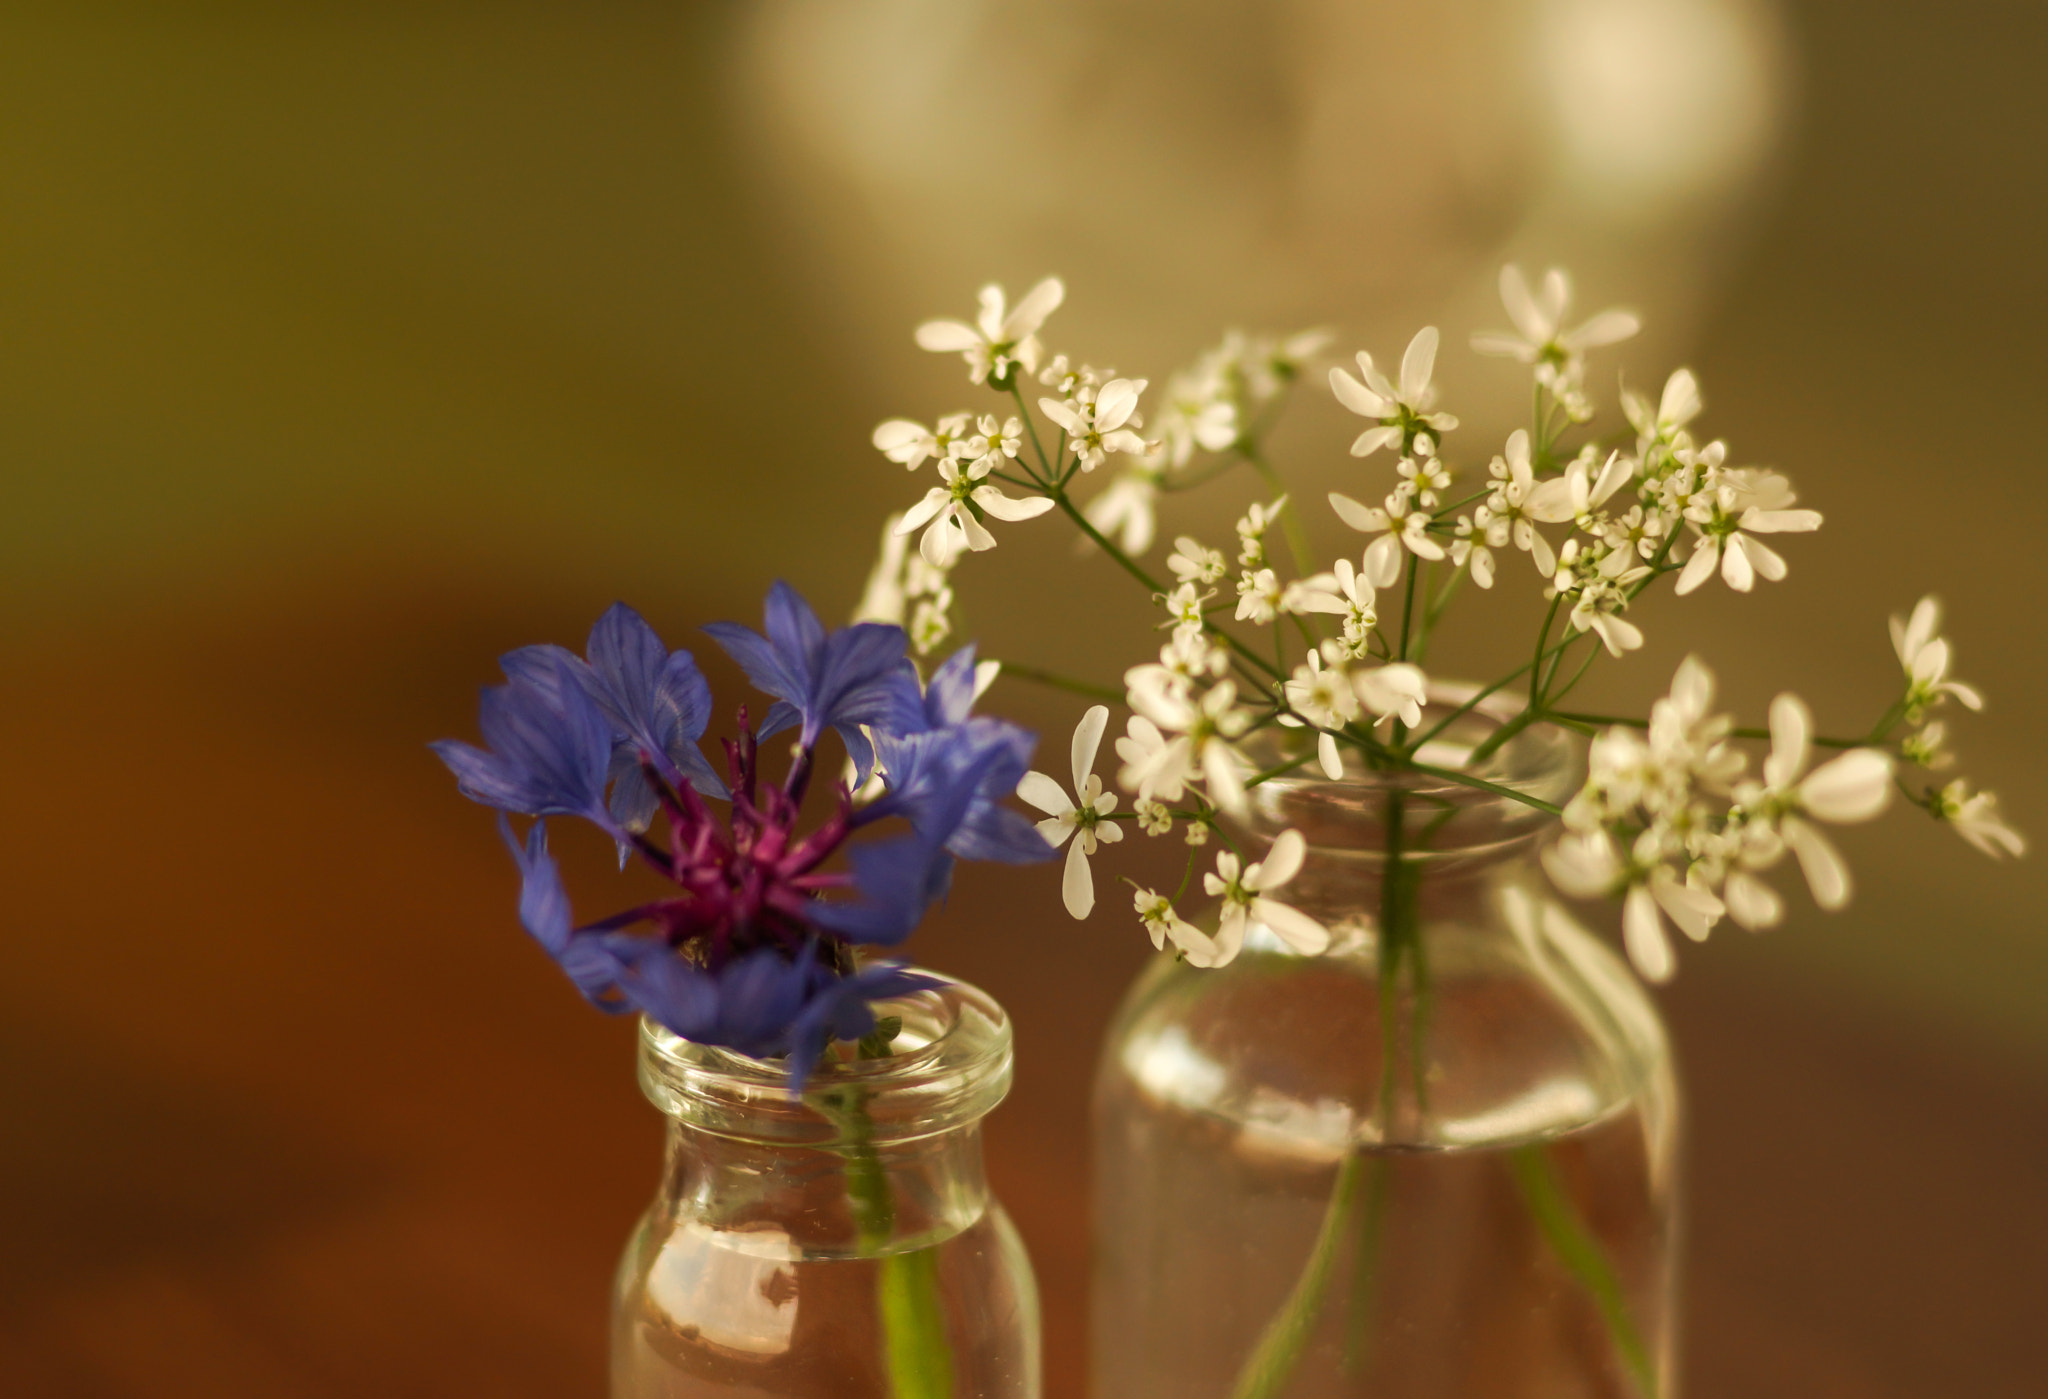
1242, 682, 1580, 864
636, 971, 1014, 1145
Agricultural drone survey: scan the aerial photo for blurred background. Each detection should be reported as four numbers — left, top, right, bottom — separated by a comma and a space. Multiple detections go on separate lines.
2, 2, 2043, 1395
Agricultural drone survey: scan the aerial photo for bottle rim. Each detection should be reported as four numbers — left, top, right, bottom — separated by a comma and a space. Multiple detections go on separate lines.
636, 970, 1014, 1146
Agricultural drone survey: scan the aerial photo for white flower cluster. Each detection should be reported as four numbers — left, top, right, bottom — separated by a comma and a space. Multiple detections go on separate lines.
1543, 657, 1894, 982
1887, 596, 2023, 859
862, 267, 2023, 986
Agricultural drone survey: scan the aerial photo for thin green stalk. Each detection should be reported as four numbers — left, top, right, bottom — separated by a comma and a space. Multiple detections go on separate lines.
999, 662, 1123, 704
1529, 593, 1563, 708
1551, 712, 1870, 750
1407, 762, 1562, 817
1242, 443, 1316, 577
1008, 382, 1057, 480
833, 1084, 956, 1399
1509, 1146, 1657, 1399
1226, 1155, 1369, 1399
1340, 1158, 1391, 1376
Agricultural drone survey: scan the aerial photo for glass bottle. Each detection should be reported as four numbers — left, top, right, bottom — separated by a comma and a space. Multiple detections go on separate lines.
1092, 701, 1680, 1399
614, 972, 1040, 1399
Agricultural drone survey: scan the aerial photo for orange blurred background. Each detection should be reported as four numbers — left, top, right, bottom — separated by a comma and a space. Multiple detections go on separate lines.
2, 4, 2044, 1396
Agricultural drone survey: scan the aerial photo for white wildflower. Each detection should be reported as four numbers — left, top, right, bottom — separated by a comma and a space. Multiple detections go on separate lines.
1529, 448, 1635, 530
1397, 454, 1452, 509
1017, 705, 1124, 919
1280, 650, 1361, 778
915, 276, 1064, 386
1134, 798, 1175, 836
1040, 378, 1152, 473
1328, 488, 1446, 588
1119, 675, 1255, 816
1183, 821, 1211, 846
1085, 466, 1164, 554
1158, 581, 1213, 641
1157, 369, 1239, 468
1235, 568, 1283, 625
1167, 536, 1228, 586
958, 414, 1024, 475
1890, 596, 1986, 719
1672, 452, 1821, 596
1451, 511, 1505, 588
1624, 368, 1703, 461
1328, 327, 1459, 458
1235, 497, 1286, 568
1353, 662, 1429, 730
1471, 265, 1640, 392
1900, 721, 1952, 770
895, 454, 1056, 567
1203, 830, 1331, 965
1732, 694, 1895, 913
1286, 558, 1380, 659
1931, 780, 2026, 859
1134, 886, 1208, 959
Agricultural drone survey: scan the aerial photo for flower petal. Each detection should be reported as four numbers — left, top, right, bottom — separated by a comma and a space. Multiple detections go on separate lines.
1061, 837, 1096, 919
1072, 704, 1110, 794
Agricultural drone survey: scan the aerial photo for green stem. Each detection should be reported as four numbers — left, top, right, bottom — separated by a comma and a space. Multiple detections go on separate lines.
1226, 1155, 1369, 1399
998, 662, 1123, 704
1242, 444, 1316, 577
833, 1085, 956, 1399
1550, 712, 1871, 749
1406, 762, 1563, 817
1509, 1145, 1658, 1399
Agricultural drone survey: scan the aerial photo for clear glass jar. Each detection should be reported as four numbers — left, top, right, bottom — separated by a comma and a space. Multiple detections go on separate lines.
1092, 698, 1680, 1399
614, 973, 1040, 1399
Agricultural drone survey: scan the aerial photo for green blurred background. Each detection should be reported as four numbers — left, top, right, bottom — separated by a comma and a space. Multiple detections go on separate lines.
3, 3, 2043, 1396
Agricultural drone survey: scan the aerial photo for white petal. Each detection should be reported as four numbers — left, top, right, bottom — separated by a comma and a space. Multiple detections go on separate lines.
1740, 508, 1823, 534
1400, 326, 1440, 402
1527, 477, 1578, 524
1037, 398, 1084, 434
1251, 830, 1306, 891
1035, 815, 1075, 847
1004, 276, 1065, 339
1016, 770, 1075, 817
1719, 534, 1755, 590
1252, 897, 1331, 956
971, 486, 1056, 522
1328, 367, 1390, 419
1526, 530, 1557, 577
1673, 539, 1720, 595
1470, 330, 1534, 359
1536, 268, 1570, 331
915, 319, 982, 352
960, 513, 999, 552
920, 517, 961, 568
1327, 492, 1380, 532
1591, 449, 1634, 506
1073, 705, 1110, 794
1782, 816, 1852, 910
1563, 309, 1641, 350
1060, 837, 1095, 919
1764, 692, 1812, 790
1093, 379, 1141, 432
1363, 534, 1406, 588
1623, 886, 1675, 982
1650, 868, 1723, 942
1798, 749, 1894, 824
1350, 425, 1403, 457
1317, 732, 1344, 779
895, 488, 949, 534
1499, 264, 1547, 342
1660, 368, 1701, 426
1724, 872, 1784, 930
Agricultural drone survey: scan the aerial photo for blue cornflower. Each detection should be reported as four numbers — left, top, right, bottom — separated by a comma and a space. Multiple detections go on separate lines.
919, 644, 987, 730
785, 961, 943, 1089
704, 582, 924, 780
432, 654, 616, 830
504, 603, 730, 832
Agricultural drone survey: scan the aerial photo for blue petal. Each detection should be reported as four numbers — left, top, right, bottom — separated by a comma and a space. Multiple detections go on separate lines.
758, 699, 802, 744
500, 814, 572, 955
948, 805, 1056, 864
763, 581, 827, 682
923, 645, 981, 730
703, 621, 802, 704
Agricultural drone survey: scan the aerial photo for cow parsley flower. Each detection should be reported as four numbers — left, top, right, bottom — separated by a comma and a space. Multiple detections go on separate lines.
1329, 327, 1459, 458
1040, 378, 1151, 473
1286, 558, 1380, 659
1329, 488, 1447, 587
1118, 675, 1254, 816
1085, 465, 1164, 554
1017, 705, 1124, 918
895, 453, 1057, 567
1354, 662, 1429, 730
1891, 595, 1986, 719
1134, 798, 1175, 835
1235, 567, 1283, 625
1931, 780, 2026, 859
1673, 492, 1823, 595
1624, 368, 1703, 463
915, 276, 1065, 386
1281, 650, 1360, 778
1204, 830, 1331, 965
1157, 369, 1239, 468
1168, 536, 1229, 586
1158, 581, 1214, 641
1470, 265, 1640, 396
1236, 497, 1287, 569
1133, 886, 1208, 960
1732, 694, 1895, 911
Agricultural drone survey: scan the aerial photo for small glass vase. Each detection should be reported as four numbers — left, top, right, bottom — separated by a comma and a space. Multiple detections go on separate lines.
613, 972, 1040, 1399
1092, 698, 1680, 1399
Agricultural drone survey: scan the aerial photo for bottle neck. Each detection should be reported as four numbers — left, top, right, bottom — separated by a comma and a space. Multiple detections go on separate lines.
658, 1111, 991, 1258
